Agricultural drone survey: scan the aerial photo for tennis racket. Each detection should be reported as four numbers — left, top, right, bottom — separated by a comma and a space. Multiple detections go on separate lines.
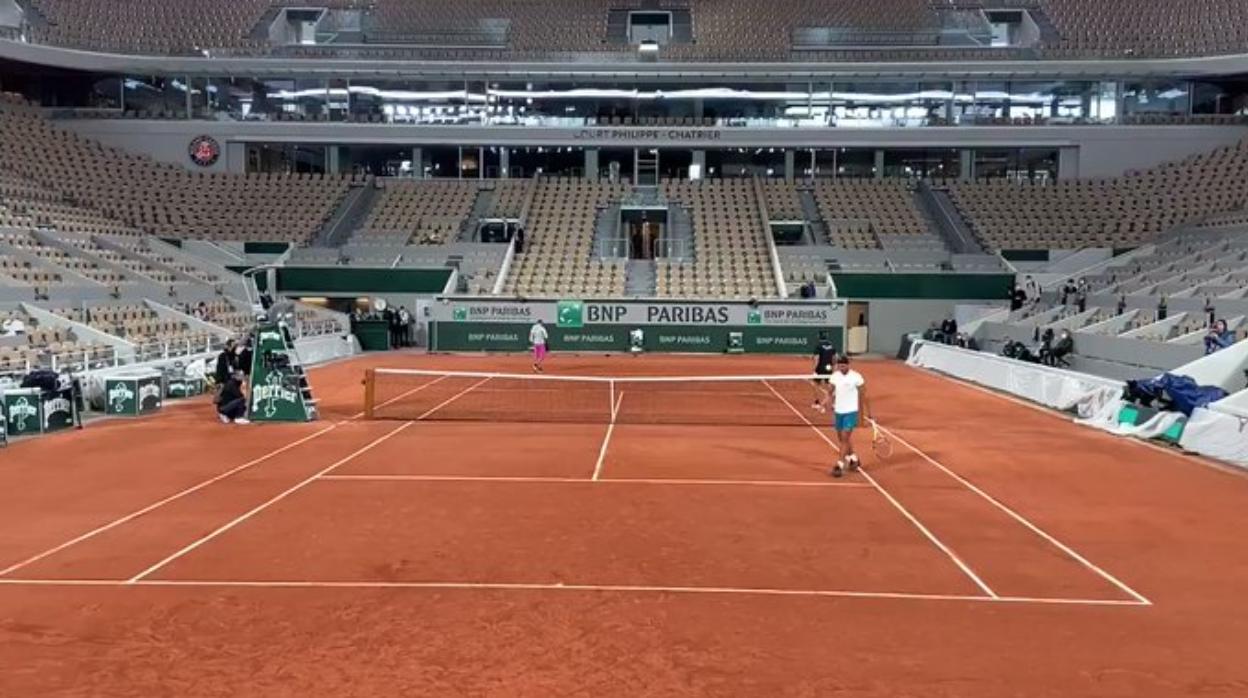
870, 420, 893, 459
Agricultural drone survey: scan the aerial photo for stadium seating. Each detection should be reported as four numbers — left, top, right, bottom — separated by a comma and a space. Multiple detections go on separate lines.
656, 179, 774, 299
0, 307, 114, 373
57, 236, 179, 285
111, 238, 224, 284
361, 180, 479, 245
10, 0, 1248, 60
0, 251, 62, 289
0, 231, 127, 287
761, 181, 804, 220
1040, 0, 1248, 58
0, 95, 355, 243
949, 140, 1248, 251
812, 181, 928, 249
53, 303, 220, 361
504, 178, 628, 297
182, 299, 255, 334
22, 0, 270, 55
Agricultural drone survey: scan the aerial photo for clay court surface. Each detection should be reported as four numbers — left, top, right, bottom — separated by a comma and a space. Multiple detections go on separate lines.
1, 352, 1246, 697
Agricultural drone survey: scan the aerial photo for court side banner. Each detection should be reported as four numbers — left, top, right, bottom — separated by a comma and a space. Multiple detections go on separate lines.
429, 298, 847, 328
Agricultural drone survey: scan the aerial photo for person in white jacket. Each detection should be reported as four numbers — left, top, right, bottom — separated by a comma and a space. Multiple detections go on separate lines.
529, 319, 549, 373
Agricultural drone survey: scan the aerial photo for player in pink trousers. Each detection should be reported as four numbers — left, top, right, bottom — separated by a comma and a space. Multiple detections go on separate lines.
529, 319, 549, 372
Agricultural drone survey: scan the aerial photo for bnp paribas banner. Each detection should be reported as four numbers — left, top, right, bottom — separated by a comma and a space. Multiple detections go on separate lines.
434, 298, 846, 328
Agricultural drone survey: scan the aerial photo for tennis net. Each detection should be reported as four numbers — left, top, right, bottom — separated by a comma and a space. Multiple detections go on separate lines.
364, 368, 830, 426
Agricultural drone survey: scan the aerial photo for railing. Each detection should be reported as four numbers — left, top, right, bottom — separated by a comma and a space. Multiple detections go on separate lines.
294, 317, 348, 339
492, 237, 516, 295
131, 335, 225, 364
594, 237, 691, 260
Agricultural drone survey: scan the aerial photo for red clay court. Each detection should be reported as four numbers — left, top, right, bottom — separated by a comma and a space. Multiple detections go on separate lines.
1, 353, 1246, 697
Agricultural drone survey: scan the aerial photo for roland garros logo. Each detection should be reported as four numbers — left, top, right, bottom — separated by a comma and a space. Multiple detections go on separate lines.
188, 135, 220, 167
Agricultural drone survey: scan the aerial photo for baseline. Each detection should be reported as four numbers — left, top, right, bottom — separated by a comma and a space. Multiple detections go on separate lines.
0, 577, 1149, 607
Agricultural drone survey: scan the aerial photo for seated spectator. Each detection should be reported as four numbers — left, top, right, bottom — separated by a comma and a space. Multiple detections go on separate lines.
1050, 330, 1075, 366
1010, 286, 1026, 311
1038, 328, 1056, 363
1205, 320, 1235, 355
939, 317, 958, 345
216, 369, 250, 425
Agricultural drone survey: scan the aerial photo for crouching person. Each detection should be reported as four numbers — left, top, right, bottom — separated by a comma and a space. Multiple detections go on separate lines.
216, 369, 250, 425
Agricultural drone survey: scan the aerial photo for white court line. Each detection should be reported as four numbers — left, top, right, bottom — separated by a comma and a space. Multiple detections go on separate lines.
871, 420, 1154, 606
320, 474, 874, 488
0, 423, 341, 578
0, 577, 1148, 607
1, 370, 456, 578
350, 373, 451, 419
127, 421, 414, 583
916, 366, 1248, 481
762, 380, 1000, 600
417, 377, 492, 420
592, 390, 624, 481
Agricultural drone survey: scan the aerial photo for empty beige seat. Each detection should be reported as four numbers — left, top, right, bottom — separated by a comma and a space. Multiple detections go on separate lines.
0, 95, 354, 244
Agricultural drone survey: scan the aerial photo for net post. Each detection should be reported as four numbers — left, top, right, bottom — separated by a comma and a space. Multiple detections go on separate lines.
363, 368, 376, 420
609, 379, 617, 421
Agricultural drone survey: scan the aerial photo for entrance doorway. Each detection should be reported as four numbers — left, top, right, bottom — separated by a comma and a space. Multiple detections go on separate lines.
620, 208, 668, 260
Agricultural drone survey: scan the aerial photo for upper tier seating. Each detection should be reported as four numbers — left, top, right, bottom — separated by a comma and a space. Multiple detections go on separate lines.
13, 0, 1248, 59
949, 139, 1248, 251
0, 94, 354, 243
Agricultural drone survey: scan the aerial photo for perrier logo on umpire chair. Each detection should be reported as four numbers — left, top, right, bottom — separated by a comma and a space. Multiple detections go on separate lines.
247, 321, 319, 422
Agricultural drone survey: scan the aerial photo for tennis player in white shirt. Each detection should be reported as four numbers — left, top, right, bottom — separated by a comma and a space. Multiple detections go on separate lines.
827, 354, 869, 478
529, 319, 549, 373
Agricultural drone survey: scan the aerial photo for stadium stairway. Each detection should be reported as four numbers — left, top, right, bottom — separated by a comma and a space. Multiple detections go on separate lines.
316, 178, 380, 248
458, 185, 497, 243
592, 204, 625, 259
625, 259, 656, 297
915, 181, 984, 254
798, 190, 833, 245
666, 204, 695, 262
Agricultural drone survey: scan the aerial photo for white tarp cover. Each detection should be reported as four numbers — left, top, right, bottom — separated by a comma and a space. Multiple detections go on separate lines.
1180, 407, 1248, 467
907, 340, 1247, 470
907, 340, 1122, 420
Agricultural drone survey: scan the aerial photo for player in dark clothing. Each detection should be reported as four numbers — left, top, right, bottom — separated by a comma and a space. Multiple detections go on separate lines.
214, 339, 238, 384
810, 332, 838, 412
216, 369, 250, 425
